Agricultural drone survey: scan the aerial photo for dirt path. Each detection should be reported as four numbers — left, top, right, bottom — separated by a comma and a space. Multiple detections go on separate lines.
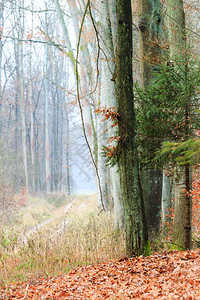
15, 197, 77, 250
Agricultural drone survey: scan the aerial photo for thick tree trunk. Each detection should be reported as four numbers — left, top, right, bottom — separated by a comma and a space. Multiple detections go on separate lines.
166, 0, 192, 250
166, 0, 186, 59
138, 0, 163, 236
138, 0, 162, 88
115, 0, 148, 256
99, 0, 124, 225
141, 169, 162, 237
172, 167, 192, 249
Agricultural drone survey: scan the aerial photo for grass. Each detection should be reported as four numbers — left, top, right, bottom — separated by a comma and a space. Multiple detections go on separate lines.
46, 192, 73, 208
0, 193, 125, 286
1, 192, 199, 287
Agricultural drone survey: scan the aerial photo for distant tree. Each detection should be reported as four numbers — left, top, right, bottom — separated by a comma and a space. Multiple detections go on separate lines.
17, 0, 29, 193
28, 0, 35, 191
0, 0, 5, 137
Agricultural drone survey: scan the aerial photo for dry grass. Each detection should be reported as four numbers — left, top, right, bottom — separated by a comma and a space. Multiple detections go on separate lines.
0, 194, 125, 285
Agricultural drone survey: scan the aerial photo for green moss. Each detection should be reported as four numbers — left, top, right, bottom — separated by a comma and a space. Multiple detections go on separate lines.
170, 243, 185, 251
143, 240, 151, 256
68, 50, 76, 69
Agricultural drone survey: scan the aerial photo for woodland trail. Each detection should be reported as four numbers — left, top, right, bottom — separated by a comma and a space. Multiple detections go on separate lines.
0, 249, 199, 299
15, 196, 77, 252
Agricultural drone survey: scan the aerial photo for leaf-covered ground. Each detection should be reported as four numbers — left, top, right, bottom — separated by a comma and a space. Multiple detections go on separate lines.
0, 250, 199, 299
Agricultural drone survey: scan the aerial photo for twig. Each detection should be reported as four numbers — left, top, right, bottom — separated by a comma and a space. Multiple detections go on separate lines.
22, 284, 29, 300
75, 0, 105, 211
2, 35, 68, 50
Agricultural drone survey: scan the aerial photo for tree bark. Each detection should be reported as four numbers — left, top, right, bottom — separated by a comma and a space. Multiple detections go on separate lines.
115, 0, 148, 256
108, 0, 117, 56
161, 171, 172, 234
141, 169, 162, 236
166, 0, 186, 59
99, 0, 124, 227
166, 0, 192, 250
138, 0, 163, 237
138, 0, 162, 87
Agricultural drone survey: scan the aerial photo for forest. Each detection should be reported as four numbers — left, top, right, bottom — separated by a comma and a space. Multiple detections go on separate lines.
0, 0, 200, 298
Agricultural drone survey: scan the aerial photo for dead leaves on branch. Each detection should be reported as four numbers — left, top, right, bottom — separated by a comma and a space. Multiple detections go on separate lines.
95, 106, 120, 161
0, 250, 200, 299
95, 106, 120, 125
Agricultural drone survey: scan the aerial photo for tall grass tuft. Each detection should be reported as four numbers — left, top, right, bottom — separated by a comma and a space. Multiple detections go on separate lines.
0, 207, 125, 285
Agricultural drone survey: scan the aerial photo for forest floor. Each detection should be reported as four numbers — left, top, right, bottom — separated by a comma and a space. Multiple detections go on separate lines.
0, 249, 199, 299
0, 194, 200, 299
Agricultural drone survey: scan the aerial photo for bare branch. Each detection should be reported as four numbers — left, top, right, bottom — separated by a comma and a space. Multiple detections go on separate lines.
75, 0, 105, 212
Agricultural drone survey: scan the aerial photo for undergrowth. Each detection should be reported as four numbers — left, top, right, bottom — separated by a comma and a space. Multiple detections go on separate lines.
0, 197, 125, 286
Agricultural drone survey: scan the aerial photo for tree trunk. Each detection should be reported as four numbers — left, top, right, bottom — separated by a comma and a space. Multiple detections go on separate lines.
108, 0, 117, 55
19, 0, 29, 193
141, 169, 162, 237
166, 0, 192, 250
99, 0, 124, 227
29, 3, 35, 191
69, 0, 111, 208
14, 36, 20, 191
138, 0, 162, 88
53, 0, 76, 69
161, 171, 172, 234
138, 0, 163, 237
166, 0, 186, 59
172, 167, 192, 249
93, 60, 110, 210
96, 102, 110, 210
44, 4, 51, 193
115, 0, 148, 256
0, 1, 4, 137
